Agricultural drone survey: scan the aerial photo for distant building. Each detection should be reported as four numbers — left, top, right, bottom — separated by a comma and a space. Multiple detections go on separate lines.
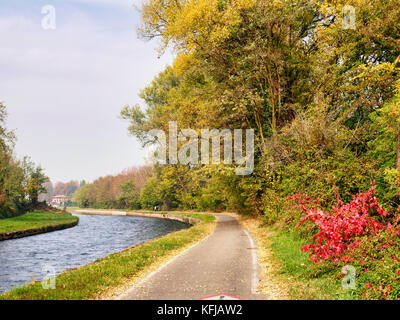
51, 195, 69, 207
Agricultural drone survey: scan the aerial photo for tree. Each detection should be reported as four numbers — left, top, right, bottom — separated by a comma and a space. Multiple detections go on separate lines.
118, 180, 141, 209
0, 103, 24, 217
140, 176, 162, 210
72, 184, 90, 208
64, 181, 79, 197
26, 166, 49, 205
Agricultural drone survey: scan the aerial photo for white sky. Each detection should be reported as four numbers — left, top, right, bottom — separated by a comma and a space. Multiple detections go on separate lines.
0, 0, 173, 183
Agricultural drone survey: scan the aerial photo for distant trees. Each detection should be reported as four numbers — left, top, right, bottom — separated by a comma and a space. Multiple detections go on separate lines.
72, 166, 153, 209
53, 181, 79, 197
38, 180, 80, 206
118, 180, 141, 209
72, 184, 90, 208
139, 176, 162, 210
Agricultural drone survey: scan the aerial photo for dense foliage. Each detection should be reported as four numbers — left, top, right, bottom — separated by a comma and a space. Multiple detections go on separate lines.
123, 0, 400, 213
119, 0, 400, 298
0, 102, 49, 218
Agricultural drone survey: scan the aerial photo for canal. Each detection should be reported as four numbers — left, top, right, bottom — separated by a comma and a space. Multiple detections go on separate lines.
0, 214, 189, 293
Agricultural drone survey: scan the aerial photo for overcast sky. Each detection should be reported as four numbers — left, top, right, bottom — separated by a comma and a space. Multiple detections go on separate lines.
0, 0, 173, 183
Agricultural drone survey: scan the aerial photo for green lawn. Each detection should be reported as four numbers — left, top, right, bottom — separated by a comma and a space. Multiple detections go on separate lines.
0, 212, 215, 300
269, 227, 357, 300
0, 211, 78, 234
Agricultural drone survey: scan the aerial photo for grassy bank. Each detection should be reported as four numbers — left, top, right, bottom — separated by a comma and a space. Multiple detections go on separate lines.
236, 214, 357, 300
269, 227, 357, 300
0, 211, 78, 234
0, 212, 215, 300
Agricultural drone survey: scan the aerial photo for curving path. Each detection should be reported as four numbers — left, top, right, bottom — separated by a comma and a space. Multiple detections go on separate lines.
117, 214, 265, 300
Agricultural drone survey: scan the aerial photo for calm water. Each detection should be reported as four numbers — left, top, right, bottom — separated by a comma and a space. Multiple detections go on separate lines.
0, 214, 189, 293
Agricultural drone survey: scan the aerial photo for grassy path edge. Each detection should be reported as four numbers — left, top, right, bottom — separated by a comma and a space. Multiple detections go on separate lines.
232, 213, 355, 300
0, 211, 216, 300
225, 213, 290, 300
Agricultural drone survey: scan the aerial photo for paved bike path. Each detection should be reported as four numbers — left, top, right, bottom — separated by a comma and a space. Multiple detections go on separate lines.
117, 214, 265, 300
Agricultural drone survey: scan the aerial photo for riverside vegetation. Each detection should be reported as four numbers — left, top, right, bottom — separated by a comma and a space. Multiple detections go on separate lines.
0, 211, 78, 235
0, 102, 49, 219
115, 0, 400, 300
1, 103, 74, 239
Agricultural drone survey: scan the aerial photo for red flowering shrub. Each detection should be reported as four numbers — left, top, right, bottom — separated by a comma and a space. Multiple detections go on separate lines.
289, 183, 395, 263
289, 182, 400, 299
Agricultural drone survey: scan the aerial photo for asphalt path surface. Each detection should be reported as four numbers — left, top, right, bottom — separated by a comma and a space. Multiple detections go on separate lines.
117, 214, 265, 300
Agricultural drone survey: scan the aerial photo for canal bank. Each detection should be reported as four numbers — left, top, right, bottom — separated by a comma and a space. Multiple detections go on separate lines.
0, 211, 216, 300
0, 211, 79, 241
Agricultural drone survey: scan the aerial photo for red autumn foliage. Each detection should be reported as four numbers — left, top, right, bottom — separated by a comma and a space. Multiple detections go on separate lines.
288, 183, 398, 264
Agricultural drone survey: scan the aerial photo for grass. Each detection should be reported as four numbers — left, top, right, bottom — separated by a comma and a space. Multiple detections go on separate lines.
0, 212, 215, 300
269, 227, 357, 300
0, 211, 78, 234
232, 213, 290, 299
